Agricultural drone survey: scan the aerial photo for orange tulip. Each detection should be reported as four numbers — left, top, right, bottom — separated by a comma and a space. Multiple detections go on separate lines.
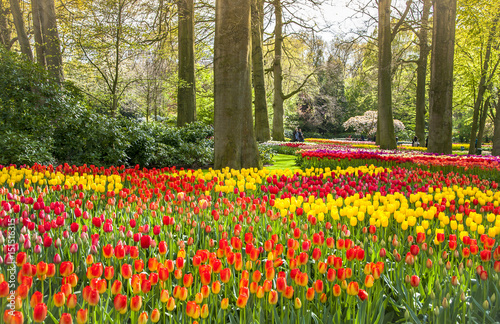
347, 281, 359, 296
332, 284, 341, 297
183, 273, 193, 288
87, 288, 100, 306
201, 285, 210, 298
236, 295, 248, 308
59, 261, 75, 277
160, 289, 170, 303
201, 304, 209, 319
104, 266, 114, 280
30, 291, 43, 308
186, 301, 197, 318
221, 298, 229, 310
138, 312, 148, 324
151, 308, 160, 323
211, 281, 221, 294
60, 313, 73, 324
76, 309, 88, 324
268, 289, 278, 304
54, 292, 66, 307
3, 310, 24, 324
111, 280, 122, 295
306, 287, 315, 301
33, 303, 48, 323
365, 275, 374, 288
284, 285, 294, 299
220, 268, 231, 283
114, 294, 128, 314
166, 297, 176, 311
121, 264, 132, 279
130, 295, 142, 312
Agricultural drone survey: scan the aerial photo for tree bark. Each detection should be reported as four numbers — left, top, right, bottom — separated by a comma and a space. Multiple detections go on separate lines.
428, 0, 456, 154
468, 11, 499, 154
414, 0, 431, 147
476, 98, 489, 151
214, 0, 261, 170
39, 0, 63, 82
252, 0, 270, 142
377, 0, 396, 149
272, 0, 285, 141
177, 0, 196, 127
493, 94, 500, 156
9, 0, 33, 60
31, 0, 45, 67
0, 1, 11, 48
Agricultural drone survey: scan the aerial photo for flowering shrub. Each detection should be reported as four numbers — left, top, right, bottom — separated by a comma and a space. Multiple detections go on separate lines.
342, 111, 405, 136
0, 163, 500, 323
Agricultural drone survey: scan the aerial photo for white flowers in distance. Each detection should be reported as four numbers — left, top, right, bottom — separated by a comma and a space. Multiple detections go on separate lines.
343, 111, 405, 136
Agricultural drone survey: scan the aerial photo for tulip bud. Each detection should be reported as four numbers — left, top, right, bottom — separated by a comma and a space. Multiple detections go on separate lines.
483, 300, 489, 309
442, 297, 449, 309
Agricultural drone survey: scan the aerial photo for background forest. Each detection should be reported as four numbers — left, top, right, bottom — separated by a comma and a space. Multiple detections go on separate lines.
0, 0, 499, 166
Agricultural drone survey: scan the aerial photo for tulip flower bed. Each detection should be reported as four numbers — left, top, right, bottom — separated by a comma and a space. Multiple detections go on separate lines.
299, 149, 500, 182
1, 163, 500, 324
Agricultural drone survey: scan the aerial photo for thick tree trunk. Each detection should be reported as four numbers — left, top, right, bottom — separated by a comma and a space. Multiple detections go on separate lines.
9, 0, 33, 60
493, 96, 500, 156
428, 0, 456, 154
177, 0, 196, 127
468, 11, 499, 154
214, 0, 261, 170
476, 98, 489, 152
39, 0, 63, 82
0, 1, 11, 48
377, 0, 396, 149
252, 0, 270, 142
31, 0, 45, 66
415, 0, 431, 147
272, 0, 285, 141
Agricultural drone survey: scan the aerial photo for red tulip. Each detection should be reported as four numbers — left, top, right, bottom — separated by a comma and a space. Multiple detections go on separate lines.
410, 275, 420, 287
60, 313, 73, 324
358, 289, 368, 301
33, 303, 48, 323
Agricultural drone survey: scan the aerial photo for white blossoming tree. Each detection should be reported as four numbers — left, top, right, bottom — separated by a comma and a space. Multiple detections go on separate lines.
343, 111, 405, 136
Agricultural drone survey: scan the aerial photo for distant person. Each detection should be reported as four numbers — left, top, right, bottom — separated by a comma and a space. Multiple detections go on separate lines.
292, 128, 298, 142
298, 129, 304, 142
426, 137, 428, 147
412, 136, 418, 147
361, 135, 365, 141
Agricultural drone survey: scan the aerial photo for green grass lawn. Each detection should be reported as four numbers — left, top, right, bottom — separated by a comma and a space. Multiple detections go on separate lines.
266, 153, 297, 170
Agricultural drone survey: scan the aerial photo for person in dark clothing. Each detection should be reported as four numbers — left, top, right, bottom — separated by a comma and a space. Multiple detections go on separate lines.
292, 128, 298, 142
298, 129, 304, 142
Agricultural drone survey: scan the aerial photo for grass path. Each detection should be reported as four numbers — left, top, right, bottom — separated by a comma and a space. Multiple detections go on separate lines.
265, 154, 298, 170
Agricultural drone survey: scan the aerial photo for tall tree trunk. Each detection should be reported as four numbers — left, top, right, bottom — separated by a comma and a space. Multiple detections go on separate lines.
39, 0, 63, 82
110, 0, 123, 117
468, 11, 500, 154
31, 0, 45, 66
428, 0, 456, 154
252, 0, 270, 142
272, 0, 285, 141
0, 1, 11, 48
9, 0, 33, 60
476, 98, 489, 151
214, 0, 261, 170
492, 94, 500, 156
177, 0, 196, 127
377, 0, 396, 149
415, 0, 431, 147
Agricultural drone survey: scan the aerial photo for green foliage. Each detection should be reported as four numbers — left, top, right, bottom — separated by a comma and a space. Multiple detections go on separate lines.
0, 47, 78, 165
258, 143, 276, 166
